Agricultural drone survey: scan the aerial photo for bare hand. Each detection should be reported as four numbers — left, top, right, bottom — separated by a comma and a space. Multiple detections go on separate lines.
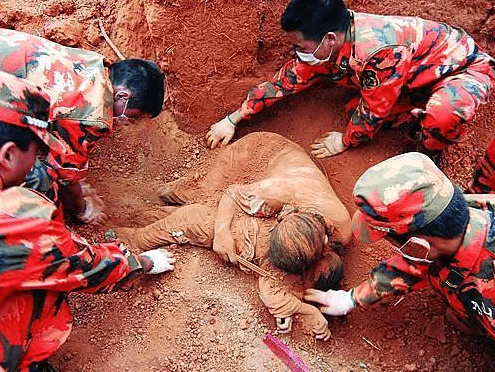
77, 183, 107, 225
213, 228, 237, 264
260, 199, 284, 217
315, 326, 332, 341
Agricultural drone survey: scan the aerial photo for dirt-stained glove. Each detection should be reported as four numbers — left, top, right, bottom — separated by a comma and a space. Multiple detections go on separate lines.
304, 288, 356, 316
206, 115, 236, 149
76, 182, 106, 224
310, 132, 348, 158
139, 249, 175, 274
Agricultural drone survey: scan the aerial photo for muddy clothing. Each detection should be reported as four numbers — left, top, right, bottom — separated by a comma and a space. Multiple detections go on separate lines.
0, 28, 113, 186
234, 12, 495, 151
0, 187, 142, 371
352, 195, 495, 339
128, 132, 351, 336
131, 203, 330, 337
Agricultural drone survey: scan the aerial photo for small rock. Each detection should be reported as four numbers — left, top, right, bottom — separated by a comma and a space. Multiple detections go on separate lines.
153, 289, 161, 300
450, 345, 461, 357
425, 315, 446, 343
43, 18, 84, 47
85, 23, 102, 46
104, 229, 117, 242
418, 349, 425, 357
359, 362, 367, 369
404, 363, 417, 371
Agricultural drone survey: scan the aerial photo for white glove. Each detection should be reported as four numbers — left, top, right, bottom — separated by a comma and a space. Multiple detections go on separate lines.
206, 115, 236, 149
304, 289, 356, 316
140, 249, 175, 274
310, 131, 347, 158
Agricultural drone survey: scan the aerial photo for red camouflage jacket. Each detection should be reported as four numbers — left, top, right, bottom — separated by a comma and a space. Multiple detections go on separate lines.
353, 195, 495, 339
0, 186, 142, 368
233, 11, 494, 147
0, 29, 114, 185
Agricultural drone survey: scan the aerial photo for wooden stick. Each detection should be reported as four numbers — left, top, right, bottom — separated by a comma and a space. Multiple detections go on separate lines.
361, 336, 380, 351
235, 255, 277, 281
98, 19, 126, 61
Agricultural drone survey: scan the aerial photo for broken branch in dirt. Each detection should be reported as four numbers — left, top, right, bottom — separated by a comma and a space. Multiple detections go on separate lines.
98, 19, 126, 60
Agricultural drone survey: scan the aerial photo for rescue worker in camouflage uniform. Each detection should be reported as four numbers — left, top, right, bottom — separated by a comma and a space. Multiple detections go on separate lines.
206, 0, 495, 163
0, 71, 174, 372
0, 28, 165, 223
305, 152, 495, 340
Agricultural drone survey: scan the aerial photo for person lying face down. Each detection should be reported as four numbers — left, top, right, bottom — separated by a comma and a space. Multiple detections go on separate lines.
117, 132, 352, 339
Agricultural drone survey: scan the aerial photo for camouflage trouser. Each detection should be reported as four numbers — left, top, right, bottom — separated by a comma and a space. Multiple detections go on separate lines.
343, 60, 494, 151
467, 139, 495, 194
0, 291, 71, 372
24, 159, 56, 201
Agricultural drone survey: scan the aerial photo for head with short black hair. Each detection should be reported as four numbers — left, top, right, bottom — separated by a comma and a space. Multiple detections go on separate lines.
0, 121, 35, 151
269, 211, 327, 274
109, 59, 165, 118
281, 0, 350, 42
413, 186, 469, 238
304, 250, 343, 291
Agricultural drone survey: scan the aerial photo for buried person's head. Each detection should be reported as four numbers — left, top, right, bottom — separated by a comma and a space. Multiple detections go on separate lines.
269, 210, 329, 274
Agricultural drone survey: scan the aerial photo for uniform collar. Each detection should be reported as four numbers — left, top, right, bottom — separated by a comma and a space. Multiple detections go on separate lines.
334, 11, 354, 73
450, 208, 490, 272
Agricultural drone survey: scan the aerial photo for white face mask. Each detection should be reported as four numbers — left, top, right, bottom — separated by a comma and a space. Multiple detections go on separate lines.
296, 49, 332, 65
395, 236, 434, 264
295, 36, 333, 65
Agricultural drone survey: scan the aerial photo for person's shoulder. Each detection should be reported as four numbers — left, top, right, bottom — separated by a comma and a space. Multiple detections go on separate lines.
0, 187, 57, 221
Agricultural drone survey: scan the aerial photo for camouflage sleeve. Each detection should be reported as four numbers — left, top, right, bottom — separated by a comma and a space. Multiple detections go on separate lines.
352, 254, 430, 306
343, 46, 412, 147
48, 118, 113, 185
235, 58, 331, 121
0, 217, 143, 302
463, 194, 495, 210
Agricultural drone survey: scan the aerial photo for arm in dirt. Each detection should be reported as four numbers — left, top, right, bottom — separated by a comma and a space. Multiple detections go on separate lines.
232, 58, 330, 122
47, 117, 114, 185
224, 182, 290, 219
0, 188, 142, 302
214, 190, 239, 264
352, 254, 430, 306
258, 274, 330, 338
